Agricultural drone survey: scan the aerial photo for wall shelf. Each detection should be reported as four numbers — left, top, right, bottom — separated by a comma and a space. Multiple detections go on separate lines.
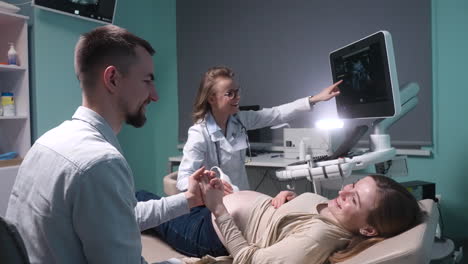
0, 11, 30, 216
0, 157, 22, 168
0, 10, 28, 23
0, 115, 28, 120
0, 64, 26, 72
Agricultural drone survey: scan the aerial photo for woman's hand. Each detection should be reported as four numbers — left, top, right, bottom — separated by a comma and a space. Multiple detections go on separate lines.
309, 80, 342, 104
271, 191, 297, 209
184, 167, 216, 208
200, 176, 228, 217
222, 179, 234, 196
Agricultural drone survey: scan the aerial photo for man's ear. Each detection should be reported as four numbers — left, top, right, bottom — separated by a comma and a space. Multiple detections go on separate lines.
359, 226, 379, 237
103, 66, 119, 93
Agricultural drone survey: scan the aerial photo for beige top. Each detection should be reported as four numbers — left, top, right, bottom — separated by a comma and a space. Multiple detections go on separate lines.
215, 193, 353, 264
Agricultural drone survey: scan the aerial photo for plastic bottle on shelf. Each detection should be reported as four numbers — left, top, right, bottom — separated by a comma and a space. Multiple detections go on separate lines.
1, 92, 16, 116
7, 42, 18, 65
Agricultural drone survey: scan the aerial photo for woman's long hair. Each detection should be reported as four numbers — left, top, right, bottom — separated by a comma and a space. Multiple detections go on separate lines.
328, 174, 427, 263
192, 66, 234, 123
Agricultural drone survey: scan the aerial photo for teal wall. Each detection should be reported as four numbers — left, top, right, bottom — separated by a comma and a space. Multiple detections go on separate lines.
25, 0, 468, 240
403, 0, 468, 240
31, 9, 91, 137
116, 1, 179, 195
29, 0, 178, 195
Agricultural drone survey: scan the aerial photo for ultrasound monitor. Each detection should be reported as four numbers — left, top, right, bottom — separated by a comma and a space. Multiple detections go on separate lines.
330, 31, 400, 119
33, 0, 117, 24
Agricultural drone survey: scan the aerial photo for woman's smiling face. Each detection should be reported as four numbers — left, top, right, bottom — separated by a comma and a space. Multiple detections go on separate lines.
327, 176, 379, 233
209, 78, 241, 117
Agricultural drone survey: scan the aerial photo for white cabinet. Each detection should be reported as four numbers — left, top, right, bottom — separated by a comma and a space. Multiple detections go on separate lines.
0, 10, 30, 216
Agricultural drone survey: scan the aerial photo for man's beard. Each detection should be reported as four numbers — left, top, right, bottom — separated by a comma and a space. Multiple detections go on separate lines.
125, 104, 147, 128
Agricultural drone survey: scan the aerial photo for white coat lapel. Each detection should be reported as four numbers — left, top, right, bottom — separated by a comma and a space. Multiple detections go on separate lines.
231, 133, 248, 151
219, 138, 233, 153
228, 115, 248, 152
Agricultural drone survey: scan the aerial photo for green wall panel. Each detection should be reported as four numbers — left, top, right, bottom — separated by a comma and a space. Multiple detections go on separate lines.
405, 0, 468, 240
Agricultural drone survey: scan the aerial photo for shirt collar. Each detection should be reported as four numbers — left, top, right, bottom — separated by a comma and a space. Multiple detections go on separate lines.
230, 114, 242, 127
205, 112, 222, 134
206, 112, 235, 142
72, 106, 123, 153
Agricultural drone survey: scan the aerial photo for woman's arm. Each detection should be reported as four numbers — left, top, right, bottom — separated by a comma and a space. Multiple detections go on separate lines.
236, 98, 311, 131
201, 178, 251, 255
201, 180, 342, 264
237, 81, 341, 130
215, 214, 336, 264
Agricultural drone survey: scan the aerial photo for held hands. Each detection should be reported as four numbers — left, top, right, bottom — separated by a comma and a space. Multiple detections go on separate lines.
222, 179, 234, 196
309, 80, 342, 104
184, 167, 216, 208
271, 191, 297, 209
200, 177, 228, 217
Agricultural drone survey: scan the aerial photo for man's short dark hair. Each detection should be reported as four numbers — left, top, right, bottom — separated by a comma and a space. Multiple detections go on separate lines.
75, 25, 155, 89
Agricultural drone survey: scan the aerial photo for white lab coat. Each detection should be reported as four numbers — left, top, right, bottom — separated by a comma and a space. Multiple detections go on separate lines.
177, 97, 313, 191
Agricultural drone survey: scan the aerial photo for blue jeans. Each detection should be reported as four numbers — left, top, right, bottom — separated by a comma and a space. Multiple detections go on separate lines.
136, 190, 229, 257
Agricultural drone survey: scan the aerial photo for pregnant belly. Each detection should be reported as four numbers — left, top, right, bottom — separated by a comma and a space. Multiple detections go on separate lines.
212, 191, 272, 246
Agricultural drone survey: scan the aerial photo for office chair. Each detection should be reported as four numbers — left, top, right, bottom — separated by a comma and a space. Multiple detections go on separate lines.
0, 216, 30, 264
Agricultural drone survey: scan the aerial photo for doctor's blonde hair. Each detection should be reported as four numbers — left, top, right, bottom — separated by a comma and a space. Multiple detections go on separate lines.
192, 66, 235, 123
328, 174, 427, 263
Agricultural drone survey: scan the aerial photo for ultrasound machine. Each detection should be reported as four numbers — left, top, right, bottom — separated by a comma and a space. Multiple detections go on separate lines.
275, 30, 420, 192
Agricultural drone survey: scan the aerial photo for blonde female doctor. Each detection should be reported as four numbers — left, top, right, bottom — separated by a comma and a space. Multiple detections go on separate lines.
176, 66, 341, 193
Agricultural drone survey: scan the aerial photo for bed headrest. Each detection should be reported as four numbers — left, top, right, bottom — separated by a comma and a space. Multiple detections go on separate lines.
339, 199, 438, 264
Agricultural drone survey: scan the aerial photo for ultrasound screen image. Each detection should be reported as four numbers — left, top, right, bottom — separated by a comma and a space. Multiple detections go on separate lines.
35, 0, 116, 23
68, 0, 98, 4
333, 43, 388, 106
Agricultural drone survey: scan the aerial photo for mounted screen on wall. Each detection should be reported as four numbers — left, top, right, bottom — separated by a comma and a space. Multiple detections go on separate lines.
33, 0, 117, 24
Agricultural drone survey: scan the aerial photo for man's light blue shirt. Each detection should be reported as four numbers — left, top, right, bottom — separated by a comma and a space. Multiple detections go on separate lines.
6, 106, 189, 264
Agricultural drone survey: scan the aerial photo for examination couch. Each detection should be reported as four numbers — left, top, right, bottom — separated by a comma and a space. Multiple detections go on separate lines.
141, 172, 439, 264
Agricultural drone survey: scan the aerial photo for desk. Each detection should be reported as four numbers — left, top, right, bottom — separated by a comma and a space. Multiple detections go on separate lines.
168, 153, 315, 196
